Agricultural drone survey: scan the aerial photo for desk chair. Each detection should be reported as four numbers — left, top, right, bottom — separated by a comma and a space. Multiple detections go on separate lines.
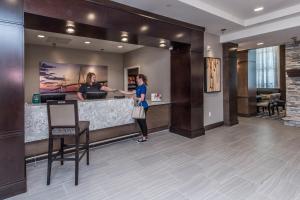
46, 100, 90, 185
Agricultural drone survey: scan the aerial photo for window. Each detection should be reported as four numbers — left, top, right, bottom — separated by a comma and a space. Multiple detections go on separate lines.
256, 46, 280, 88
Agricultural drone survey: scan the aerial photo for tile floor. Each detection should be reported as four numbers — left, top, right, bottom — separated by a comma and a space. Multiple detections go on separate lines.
8, 117, 300, 200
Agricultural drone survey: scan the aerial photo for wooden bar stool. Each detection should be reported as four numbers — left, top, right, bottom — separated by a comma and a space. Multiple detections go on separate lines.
46, 100, 90, 186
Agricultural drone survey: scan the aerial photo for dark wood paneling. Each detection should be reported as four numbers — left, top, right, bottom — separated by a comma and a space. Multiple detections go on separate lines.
237, 50, 257, 116
0, 134, 25, 186
223, 43, 239, 126
0, 23, 24, 134
0, 1, 26, 198
0, 0, 23, 24
280, 45, 286, 101
24, 0, 204, 44
170, 43, 191, 134
170, 40, 205, 138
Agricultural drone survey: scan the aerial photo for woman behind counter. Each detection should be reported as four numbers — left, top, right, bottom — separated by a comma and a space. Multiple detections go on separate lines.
120, 74, 149, 142
77, 72, 116, 101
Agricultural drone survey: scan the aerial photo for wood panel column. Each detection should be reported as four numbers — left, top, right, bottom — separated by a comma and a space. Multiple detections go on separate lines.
0, 0, 26, 199
170, 30, 205, 138
223, 43, 239, 126
237, 50, 257, 116
280, 45, 286, 101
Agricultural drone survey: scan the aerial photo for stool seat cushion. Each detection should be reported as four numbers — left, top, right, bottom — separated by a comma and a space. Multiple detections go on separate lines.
52, 121, 90, 136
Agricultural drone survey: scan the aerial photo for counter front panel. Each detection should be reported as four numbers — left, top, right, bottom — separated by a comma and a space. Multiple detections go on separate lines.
25, 98, 135, 143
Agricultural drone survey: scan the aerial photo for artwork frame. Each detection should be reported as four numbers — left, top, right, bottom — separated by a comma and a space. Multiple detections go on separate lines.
39, 61, 108, 94
204, 57, 221, 93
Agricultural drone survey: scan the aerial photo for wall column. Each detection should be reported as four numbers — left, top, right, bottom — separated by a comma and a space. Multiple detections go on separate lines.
0, 0, 26, 199
170, 30, 205, 138
237, 50, 257, 116
223, 43, 238, 125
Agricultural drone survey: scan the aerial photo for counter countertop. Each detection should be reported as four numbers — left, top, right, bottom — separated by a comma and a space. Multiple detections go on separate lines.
26, 98, 170, 107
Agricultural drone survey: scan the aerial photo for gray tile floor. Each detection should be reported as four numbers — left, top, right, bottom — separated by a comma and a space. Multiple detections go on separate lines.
9, 117, 300, 200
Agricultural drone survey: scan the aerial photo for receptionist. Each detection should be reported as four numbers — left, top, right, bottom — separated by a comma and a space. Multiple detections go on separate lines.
77, 72, 116, 100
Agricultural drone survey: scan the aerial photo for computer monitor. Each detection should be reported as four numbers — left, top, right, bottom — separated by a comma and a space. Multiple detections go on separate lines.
85, 91, 107, 100
40, 93, 66, 103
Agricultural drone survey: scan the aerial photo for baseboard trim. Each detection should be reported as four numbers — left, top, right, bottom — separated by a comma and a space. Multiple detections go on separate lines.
0, 179, 26, 200
224, 120, 239, 126
169, 127, 205, 138
238, 113, 257, 117
204, 121, 224, 131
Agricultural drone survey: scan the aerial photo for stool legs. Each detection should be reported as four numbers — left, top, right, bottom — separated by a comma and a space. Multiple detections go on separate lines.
75, 136, 79, 186
47, 137, 53, 185
60, 138, 64, 165
86, 129, 90, 165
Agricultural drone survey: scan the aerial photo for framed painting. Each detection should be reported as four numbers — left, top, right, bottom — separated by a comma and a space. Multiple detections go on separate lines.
204, 57, 221, 93
39, 61, 108, 93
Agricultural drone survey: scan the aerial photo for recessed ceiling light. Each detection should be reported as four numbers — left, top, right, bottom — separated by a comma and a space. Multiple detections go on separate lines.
140, 25, 149, 32
257, 42, 264, 46
84, 41, 91, 44
254, 7, 264, 12
159, 43, 166, 48
117, 45, 123, 49
176, 33, 184, 38
37, 34, 45, 38
121, 37, 128, 42
66, 26, 75, 34
87, 13, 96, 21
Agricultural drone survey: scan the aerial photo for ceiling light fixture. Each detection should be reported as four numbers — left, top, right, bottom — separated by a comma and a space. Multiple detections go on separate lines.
87, 13, 96, 21
121, 32, 129, 42
121, 37, 128, 42
117, 45, 123, 49
176, 33, 184, 38
257, 42, 264, 46
66, 26, 75, 34
84, 41, 91, 44
37, 34, 45, 38
159, 40, 167, 48
254, 7, 264, 12
140, 25, 149, 32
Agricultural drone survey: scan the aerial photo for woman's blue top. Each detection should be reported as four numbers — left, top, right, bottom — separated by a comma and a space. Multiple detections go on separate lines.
136, 84, 148, 109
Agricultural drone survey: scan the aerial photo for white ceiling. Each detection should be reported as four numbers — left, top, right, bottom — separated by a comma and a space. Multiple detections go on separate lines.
112, 0, 300, 49
25, 29, 144, 54
193, 0, 300, 19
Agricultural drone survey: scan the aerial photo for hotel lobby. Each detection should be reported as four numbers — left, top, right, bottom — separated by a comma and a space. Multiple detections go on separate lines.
1, 0, 300, 200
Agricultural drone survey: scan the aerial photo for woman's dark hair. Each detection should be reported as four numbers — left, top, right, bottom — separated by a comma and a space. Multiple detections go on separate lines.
137, 74, 148, 85
86, 72, 96, 84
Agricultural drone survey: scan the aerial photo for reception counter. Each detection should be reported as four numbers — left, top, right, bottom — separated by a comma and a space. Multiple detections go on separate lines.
25, 98, 170, 157
25, 98, 135, 143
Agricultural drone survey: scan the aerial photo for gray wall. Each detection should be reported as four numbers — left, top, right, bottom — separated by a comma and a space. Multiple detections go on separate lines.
204, 33, 224, 126
124, 47, 171, 102
25, 44, 124, 102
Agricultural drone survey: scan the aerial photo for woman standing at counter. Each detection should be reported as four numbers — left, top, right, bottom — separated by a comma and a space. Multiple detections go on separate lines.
120, 74, 149, 142
77, 72, 116, 100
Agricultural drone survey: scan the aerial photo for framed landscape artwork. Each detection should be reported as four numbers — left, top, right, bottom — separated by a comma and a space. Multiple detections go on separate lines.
204, 57, 221, 93
39, 61, 108, 93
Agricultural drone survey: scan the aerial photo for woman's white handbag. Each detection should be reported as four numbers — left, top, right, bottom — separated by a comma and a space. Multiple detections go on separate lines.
132, 106, 145, 119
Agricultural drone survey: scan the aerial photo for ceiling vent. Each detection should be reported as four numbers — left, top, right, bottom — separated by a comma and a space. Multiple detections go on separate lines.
46, 36, 72, 45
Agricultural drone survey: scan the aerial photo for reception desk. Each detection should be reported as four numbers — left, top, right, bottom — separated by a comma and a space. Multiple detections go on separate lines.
25, 98, 170, 157
25, 98, 135, 143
